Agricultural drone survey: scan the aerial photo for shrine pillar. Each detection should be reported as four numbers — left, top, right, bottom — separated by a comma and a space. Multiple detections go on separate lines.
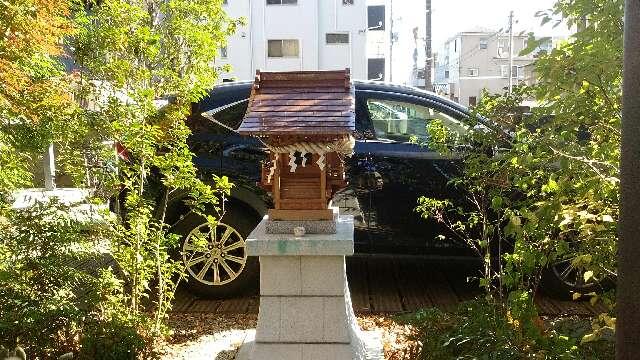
236, 215, 382, 360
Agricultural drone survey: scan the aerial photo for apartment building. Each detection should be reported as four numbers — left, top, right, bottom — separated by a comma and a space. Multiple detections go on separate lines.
217, 0, 368, 81
433, 29, 542, 107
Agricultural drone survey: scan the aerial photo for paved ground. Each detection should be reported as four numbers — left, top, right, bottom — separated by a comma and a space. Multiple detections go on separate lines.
173, 256, 607, 316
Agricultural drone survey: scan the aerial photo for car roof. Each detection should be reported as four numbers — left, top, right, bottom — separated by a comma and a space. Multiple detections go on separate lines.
195, 80, 472, 118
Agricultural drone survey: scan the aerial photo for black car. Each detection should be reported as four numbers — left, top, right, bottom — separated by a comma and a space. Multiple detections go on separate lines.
166, 80, 587, 299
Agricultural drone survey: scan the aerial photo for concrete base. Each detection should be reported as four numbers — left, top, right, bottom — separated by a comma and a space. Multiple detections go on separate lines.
265, 207, 339, 234
236, 329, 383, 360
265, 218, 336, 234
238, 215, 382, 360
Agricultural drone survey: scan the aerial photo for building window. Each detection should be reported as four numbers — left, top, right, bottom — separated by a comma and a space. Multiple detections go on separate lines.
220, 46, 228, 58
343, 0, 354, 4
326, 33, 350, 44
500, 65, 524, 78
367, 5, 385, 30
223, 0, 227, 4
368, 58, 385, 80
454, 39, 457, 52
497, 38, 509, 58
469, 96, 477, 106
479, 38, 488, 49
468, 68, 478, 77
267, 39, 299, 57
513, 65, 524, 78
266, 0, 297, 4
444, 70, 450, 78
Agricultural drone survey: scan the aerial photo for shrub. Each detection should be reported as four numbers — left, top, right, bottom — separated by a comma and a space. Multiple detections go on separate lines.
78, 316, 151, 360
396, 298, 614, 359
0, 201, 107, 357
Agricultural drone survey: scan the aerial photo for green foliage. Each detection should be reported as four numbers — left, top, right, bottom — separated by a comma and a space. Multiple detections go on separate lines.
78, 316, 151, 360
0, 201, 109, 358
1, 0, 240, 357
397, 298, 614, 359
0, 0, 85, 195
413, 0, 621, 354
69, 0, 240, 341
418, 0, 620, 294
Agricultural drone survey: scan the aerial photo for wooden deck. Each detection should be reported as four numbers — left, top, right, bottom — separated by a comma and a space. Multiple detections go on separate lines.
172, 256, 608, 316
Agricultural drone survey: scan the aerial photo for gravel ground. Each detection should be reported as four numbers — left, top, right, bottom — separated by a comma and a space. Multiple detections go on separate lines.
158, 313, 417, 360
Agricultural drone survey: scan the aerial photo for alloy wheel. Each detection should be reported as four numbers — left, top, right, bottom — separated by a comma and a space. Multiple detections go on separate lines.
182, 221, 248, 286
551, 256, 593, 290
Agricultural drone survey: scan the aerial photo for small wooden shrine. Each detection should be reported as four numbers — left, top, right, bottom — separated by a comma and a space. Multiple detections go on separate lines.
237, 69, 355, 221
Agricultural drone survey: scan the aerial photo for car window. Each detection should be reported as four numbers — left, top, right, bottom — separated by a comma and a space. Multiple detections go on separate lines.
188, 100, 248, 135
366, 99, 467, 142
214, 100, 248, 130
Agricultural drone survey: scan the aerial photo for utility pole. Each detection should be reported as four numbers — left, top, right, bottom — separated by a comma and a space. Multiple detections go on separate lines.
618, 0, 640, 357
389, 0, 394, 82
424, 0, 432, 91
508, 10, 514, 93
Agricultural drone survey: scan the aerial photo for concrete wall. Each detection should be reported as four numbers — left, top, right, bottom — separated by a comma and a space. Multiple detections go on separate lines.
318, 0, 367, 79
217, 0, 253, 81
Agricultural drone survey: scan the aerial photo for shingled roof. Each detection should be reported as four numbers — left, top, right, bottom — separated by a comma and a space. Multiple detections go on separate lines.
237, 69, 355, 136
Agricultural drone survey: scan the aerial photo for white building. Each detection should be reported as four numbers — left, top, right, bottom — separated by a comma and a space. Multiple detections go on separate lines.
218, 0, 368, 81
433, 29, 538, 107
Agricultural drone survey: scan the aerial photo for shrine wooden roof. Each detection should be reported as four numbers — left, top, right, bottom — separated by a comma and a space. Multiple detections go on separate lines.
237, 69, 355, 136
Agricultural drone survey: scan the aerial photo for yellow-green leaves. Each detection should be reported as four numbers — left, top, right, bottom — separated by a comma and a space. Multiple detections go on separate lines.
541, 178, 559, 193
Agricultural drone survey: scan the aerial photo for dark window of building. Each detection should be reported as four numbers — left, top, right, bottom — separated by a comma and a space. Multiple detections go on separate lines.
267, 0, 297, 4
479, 38, 488, 49
469, 96, 477, 107
368, 58, 385, 80
220, 46, 228, 58
444, 70, 450, 78
343, 0, 354, 4
367, 5, 385, 30
454, 39, 457, 52
267, 39, 299, 57
326, 33, 350, 44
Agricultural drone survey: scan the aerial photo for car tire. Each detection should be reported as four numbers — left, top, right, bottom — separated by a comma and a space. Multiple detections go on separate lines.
540, 260, 613, 300
172, 204, 260, 299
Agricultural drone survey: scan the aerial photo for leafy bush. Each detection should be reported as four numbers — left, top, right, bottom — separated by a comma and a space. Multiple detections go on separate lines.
411, 0, 621, 356
78, 316, 151, 360
0, 201, 109, 357
397, 298, 614, 359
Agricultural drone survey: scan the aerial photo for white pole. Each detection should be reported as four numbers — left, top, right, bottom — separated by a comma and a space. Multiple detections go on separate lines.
508, 10, 514, 93
43, 143, 56, 190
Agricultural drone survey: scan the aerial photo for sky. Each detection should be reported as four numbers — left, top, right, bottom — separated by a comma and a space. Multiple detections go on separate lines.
390, 0, 572, 84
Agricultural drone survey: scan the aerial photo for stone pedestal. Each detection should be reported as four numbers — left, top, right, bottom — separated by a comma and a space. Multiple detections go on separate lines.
236, 215, 382, 360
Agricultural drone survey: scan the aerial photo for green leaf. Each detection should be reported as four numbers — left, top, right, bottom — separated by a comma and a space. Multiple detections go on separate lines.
583, 270, 594, 282
491, 196, 503, 210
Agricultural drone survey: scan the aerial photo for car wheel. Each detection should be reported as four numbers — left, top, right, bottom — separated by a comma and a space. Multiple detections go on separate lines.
174, 206, 259, 298
541, 256, 611, 299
